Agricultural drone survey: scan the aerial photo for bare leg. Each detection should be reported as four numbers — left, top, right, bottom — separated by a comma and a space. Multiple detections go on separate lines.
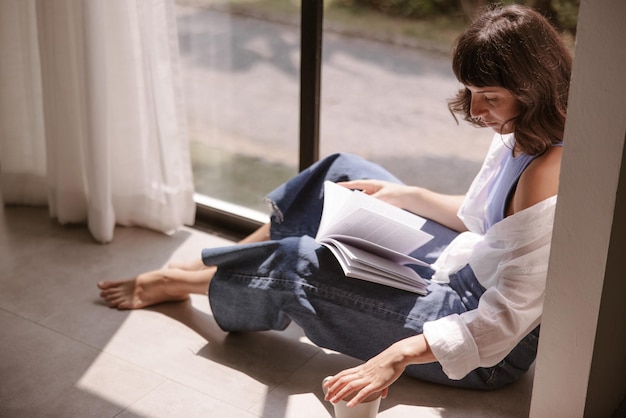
238, 221, 272, 244
168, 222, 271, 271
98, 222, 272, 310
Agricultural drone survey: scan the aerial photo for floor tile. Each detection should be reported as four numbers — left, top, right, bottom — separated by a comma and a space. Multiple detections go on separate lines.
0, 309, 164, 418
117, 380, 259, 418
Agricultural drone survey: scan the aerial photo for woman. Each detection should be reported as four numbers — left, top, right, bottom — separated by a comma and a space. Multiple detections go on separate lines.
98, 4, 572, 407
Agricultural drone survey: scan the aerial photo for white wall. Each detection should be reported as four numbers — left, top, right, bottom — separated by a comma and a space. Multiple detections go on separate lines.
529, 0, 626, 416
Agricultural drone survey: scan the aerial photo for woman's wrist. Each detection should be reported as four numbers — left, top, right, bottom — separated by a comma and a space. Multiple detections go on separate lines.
403, 186, 466, 232
394, 334, 437, 368
399, 186, 427, 212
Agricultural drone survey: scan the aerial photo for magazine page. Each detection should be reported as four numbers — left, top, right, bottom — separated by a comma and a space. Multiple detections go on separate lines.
322, 234, 429, 267
315, 181, 434, 294
321, 239, 428, 295
322, 238, 427, 284
317, 181, 433, 255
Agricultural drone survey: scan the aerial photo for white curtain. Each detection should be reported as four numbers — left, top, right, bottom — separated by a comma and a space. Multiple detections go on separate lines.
0, 0, 195, 243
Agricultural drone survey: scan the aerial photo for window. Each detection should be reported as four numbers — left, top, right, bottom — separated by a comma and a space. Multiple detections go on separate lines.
175, 0, 490, 230
176, 4, 300, 223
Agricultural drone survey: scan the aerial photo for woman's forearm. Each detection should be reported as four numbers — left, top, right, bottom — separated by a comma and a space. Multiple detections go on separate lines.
389, 334, 437, 367
338, 180, 467, 232
401, 186, 467, 232
324, 334, 437, 406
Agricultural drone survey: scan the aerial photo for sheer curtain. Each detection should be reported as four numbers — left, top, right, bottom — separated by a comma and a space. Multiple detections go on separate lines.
0, 0, 195, 243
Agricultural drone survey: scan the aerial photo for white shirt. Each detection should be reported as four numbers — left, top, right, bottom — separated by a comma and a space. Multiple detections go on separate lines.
423, 134, 557, 380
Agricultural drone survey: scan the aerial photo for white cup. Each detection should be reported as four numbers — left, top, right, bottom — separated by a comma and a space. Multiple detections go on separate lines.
322, 376, 381, 418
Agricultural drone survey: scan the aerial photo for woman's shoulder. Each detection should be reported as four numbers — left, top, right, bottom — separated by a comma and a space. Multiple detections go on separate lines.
512, 146, 563, 213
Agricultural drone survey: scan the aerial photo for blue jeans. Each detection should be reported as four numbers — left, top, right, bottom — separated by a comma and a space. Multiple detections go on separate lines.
204, 153, 539, 390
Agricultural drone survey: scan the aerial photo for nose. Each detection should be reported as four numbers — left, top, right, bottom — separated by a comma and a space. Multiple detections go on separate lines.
470, 96, 486, 120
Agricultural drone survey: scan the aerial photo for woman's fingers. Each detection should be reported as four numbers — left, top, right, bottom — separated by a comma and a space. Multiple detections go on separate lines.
324, 370, 362, 401
344, 383, 381, 407
323, 369, 387, 406
337, 179, 385, 195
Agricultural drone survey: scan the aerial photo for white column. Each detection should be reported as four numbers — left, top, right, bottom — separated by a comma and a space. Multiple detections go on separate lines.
530, 1, 626, 417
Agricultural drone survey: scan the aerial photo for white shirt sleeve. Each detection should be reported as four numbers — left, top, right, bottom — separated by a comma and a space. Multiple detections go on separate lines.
423, 196, 556, 380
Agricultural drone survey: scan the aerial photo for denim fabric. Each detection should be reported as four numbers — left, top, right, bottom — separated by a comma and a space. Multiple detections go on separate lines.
266, 153, 403, 239
204, 153, 538, 390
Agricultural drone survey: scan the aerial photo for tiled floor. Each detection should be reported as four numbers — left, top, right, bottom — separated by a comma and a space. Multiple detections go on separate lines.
0, 205, 534, 417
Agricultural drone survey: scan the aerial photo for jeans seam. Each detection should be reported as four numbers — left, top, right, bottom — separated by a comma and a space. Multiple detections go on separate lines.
225, 272, 424, 325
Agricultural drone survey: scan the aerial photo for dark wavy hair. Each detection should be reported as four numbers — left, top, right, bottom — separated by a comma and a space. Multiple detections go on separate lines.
448, 4, 573, 155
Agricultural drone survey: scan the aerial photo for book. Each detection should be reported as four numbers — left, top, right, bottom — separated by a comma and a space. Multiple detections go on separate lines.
315, 181, 433, 295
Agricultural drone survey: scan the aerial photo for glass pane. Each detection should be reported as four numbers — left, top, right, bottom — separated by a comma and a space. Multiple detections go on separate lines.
177, 0, 493, 216
176, 2, 300, 213
319, 34, 491, 195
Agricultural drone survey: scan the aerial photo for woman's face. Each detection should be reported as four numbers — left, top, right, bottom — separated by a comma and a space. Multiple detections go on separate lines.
467, 85, 521, 134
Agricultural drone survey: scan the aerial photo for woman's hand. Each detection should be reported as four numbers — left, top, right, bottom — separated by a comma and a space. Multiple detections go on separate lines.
337, 179, 468, 232
337, 179, 411, 209
323, 335, 435, 407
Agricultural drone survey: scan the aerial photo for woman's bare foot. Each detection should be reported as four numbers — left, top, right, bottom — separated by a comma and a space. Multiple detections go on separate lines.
98, 223, 272, 310
98, 267, 216, 310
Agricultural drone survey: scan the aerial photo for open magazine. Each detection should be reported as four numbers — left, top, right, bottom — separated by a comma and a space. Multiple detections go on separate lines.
315, 181, 433, 295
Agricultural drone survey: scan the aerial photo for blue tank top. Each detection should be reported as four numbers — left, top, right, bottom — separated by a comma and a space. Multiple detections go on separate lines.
485, 143, 563, 229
